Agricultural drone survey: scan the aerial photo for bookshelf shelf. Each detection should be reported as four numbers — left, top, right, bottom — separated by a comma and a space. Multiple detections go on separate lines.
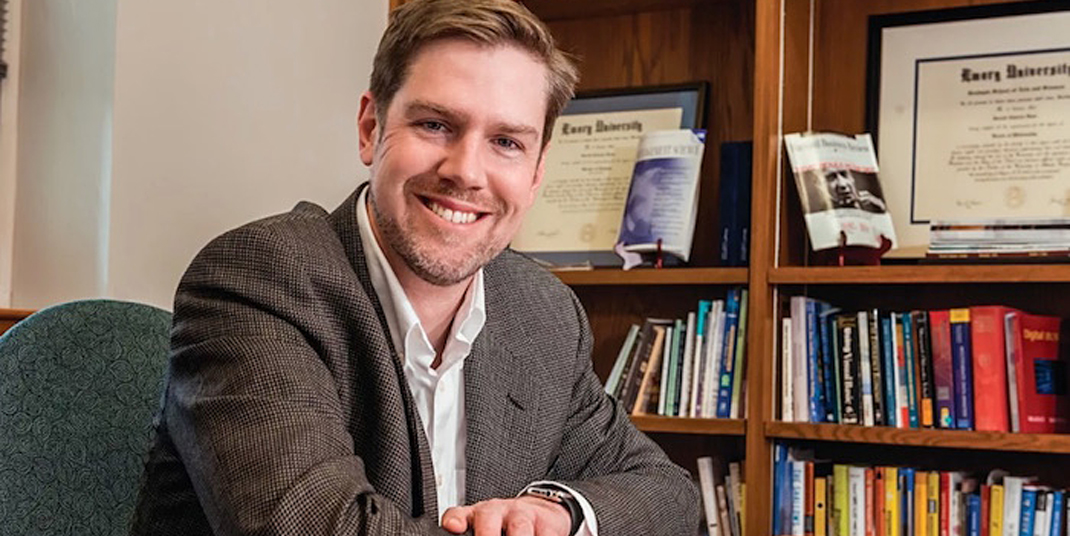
524, 0, 726, 21
769, 265, 1070, 285
765, 422, 1070, 455
631, 415, 746, 436
0, 308, 35, 337
554, 267, 748, 286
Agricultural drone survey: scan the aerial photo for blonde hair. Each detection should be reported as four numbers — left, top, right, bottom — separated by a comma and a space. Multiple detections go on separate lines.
370, 0, 579, 147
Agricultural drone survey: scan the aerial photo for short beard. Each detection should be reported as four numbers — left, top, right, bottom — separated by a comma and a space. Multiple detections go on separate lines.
369, 187, 503, 287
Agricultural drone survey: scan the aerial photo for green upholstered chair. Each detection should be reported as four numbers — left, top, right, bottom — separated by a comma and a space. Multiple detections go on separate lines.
0, 299, 171, 535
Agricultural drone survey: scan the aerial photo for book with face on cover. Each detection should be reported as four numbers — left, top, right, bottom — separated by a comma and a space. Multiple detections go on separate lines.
784, 132, 896, 257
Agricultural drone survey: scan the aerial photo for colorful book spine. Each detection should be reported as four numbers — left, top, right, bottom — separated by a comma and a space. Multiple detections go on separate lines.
1021, 488, 1038, 536
839, 315, 861, 425
816, 476, 829, 536
888, 467, 900, 536
902, 313, 920, 429
1050, 491, 1064, 536
881, 314, 899, 429
691, 301, 711, 418
928, 472, 941, 536
894, 315, 910, 429
1008, 312, 1068, 433
970, 494, 983, 536
869, 309, 886, 427
836, 465, 851, 536
808, 299, 827, 423
913, 311, 935, 428
969, 306, 1012, 432
823, 307, 844, 423
858, 310, 876, 427
717, 289, 742, 418
730, 289, 749, 419
929, 310, 957, 429
991, 484, 1005, 536
949, 308, 975, 430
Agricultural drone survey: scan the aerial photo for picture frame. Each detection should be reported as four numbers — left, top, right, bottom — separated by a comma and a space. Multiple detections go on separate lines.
511, 82, 709, 267
865, 2, 1070, 258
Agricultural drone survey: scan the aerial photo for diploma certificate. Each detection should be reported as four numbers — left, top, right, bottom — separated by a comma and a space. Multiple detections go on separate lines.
511, 107, 683, 265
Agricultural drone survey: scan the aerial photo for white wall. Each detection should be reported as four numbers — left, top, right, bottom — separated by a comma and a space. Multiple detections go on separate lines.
10, 0, 118, 308
8, 0, 388, 309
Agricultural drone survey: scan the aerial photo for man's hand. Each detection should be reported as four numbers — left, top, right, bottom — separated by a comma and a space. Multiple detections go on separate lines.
441, 496, 572, 536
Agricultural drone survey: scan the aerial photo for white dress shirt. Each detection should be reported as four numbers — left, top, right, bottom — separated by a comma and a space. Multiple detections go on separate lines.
356, 189, 598, 535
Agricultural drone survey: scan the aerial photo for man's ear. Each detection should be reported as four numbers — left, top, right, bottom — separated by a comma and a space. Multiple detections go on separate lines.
357, 91, 379, 166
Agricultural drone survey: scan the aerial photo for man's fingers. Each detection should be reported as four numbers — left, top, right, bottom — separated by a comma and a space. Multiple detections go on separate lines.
441, 506, 471, 534
471, 501, 505, 536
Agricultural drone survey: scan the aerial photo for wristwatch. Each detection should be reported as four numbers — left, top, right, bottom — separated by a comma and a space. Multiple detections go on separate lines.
522, 485, 584, 536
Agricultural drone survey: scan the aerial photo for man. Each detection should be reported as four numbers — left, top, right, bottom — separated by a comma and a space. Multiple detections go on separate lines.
129, 1, 699, 535
823, 168, 886, 213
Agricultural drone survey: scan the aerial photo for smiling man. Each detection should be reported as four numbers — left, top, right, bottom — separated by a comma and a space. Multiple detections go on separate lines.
129, 1, 698, 535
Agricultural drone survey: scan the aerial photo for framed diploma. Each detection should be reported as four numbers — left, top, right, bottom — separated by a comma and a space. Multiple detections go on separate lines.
511, 83, 708, 267
867, 3, 1070, 257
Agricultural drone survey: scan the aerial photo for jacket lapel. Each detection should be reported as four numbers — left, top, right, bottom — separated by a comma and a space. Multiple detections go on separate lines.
329, 184, 439, 519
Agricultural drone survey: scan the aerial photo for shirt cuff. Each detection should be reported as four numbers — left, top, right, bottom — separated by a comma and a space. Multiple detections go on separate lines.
519, 481, 599, 536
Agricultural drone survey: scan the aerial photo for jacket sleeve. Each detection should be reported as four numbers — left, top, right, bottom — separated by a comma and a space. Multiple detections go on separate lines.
163, 224, 450, 536
547, 290, 701, 536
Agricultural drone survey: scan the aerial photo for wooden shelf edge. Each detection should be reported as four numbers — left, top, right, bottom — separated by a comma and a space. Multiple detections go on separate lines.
525, 0, 715, 22
554, 267, 748, 286
631, 415, 746, 435
769, 265, 1070, 284
0, 308, 35, 321
766, 422, 1070, 454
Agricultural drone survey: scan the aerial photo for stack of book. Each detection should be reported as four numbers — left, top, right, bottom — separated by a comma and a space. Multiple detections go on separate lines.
928, 219, 1070, 260
780, 298, 1070, 433
773, 445, 1067, 536
605, 287, 748, 419
698, 456, 746, 536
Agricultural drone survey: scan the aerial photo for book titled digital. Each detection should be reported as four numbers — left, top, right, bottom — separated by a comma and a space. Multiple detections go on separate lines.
616, 129, 707, 268
784, 132, 897, 252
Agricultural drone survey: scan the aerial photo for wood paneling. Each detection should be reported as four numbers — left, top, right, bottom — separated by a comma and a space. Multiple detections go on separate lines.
632, 415, 746, 435
771, 264, 1070, 284
767, 421, 1070, 454
555, 267, 747, 286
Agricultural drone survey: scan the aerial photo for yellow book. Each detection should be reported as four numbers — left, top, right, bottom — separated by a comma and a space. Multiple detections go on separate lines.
835, 465, 850, 536
927, 472, 940, 536
990, 484, 1005, 536
816, 477, 828, 536
915, 472, 928, 536
885, 468, 899, 536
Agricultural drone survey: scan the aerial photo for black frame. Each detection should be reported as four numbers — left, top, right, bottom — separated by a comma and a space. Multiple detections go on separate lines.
562, 82, 709, 131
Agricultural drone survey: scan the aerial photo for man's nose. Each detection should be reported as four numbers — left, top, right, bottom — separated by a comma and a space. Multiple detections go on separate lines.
437, 135, 487, 189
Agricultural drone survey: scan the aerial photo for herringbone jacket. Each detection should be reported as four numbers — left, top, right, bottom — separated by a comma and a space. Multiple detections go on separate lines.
129, 184, 699, 536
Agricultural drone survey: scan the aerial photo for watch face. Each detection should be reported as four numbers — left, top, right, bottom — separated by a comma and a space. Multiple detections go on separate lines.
527, 487, 569, 503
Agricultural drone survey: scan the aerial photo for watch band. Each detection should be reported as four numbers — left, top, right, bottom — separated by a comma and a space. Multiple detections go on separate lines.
522, 485, 584, 536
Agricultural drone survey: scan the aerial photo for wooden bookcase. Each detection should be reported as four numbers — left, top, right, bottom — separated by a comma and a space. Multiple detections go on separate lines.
389, 0, 1070, 533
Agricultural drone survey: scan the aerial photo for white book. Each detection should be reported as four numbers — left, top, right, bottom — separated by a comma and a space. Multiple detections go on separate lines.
1004, 476, 1034, 536
729, 462, 744, 536
856, 311, 875, 427
791, 296, 810, 422
690, 307, 708, 418
716, 483, 733, 536
890, 313, 908, 429
1034, 490, 1051, 536
791, 459, 806, 536
1004, 312, 1021, 433
782, 316, 794, 422
658, 326, 674, 415
605, 324, 640, 395
697, 457, 722, 536
678, 311, 697, 417
849, 466, 866, 536
702, 302, 725, 417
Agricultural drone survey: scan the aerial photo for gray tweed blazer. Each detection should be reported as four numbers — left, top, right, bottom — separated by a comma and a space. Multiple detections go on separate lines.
130, 184, 699, 536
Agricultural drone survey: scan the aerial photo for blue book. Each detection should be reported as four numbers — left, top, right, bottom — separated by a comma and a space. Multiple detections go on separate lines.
1051, 491, 1064, 536
901, 468, 914, 536
949, 309, 974, 430
807, 299, 827, 423
881, 313, 898, 428
902, 313, 920, 428
716, 289, 741, 417
968, 494, 982, 536
820, 307, 842, 423
1020, 488, 1038, 536
717, 141, 753, 267
772, 444, 788, 536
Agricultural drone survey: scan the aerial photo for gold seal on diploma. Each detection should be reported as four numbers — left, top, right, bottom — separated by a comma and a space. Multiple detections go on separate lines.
1005, 185, 1025, 209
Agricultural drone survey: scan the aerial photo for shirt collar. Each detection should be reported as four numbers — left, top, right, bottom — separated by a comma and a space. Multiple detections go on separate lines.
355, 187, 486, 372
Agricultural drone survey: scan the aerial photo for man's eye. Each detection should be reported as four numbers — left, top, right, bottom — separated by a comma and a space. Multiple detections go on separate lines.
421, 121, 447, 132
493, 138, 521, 151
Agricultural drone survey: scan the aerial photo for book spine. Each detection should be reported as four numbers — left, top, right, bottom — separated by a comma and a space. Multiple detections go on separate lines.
970, 495, 983, 536
679, 311, 697, 417
793, 459, 808, 536
836, 465, 851, 536
851, 466, 867, 536
792, 296, 810, 422
730, 289, 749, 419
869, 309, 886, 426
928, 472, 941, 536
894, 315, 909, 429
902, 313, 920, 429
783, 316, 795, 422
1004, 312, 1021, 433
867, 468, 877, 536
1050, 491, 1064, 536
698, 456, 723, 536
887, 467, 900, 536
669, 318, 685, 415
858, 311, 876, 427
914, 311, 935, 428
949, 472, 963, 536
941, 472, 952, 536
902, 469, 915, 536
881, 314, 899, 428
991, 485, 1005, 536
717, 289, 742, 418
969, 306, 1011, 432
839, 315, 860, 425
704, 302, 725, 417
717, 142, 741, 266
1021, 488, 1038, 536
983, 484, 992, 536
817, 476, 829, 536
606, 324, 640, 396
809, 300, 827, 423
736, 142, 753, 266
929, 310, 957, 429
1033, 492, 1049, 536
691, 301, 711, 418
876, 468, 887, 536
917, 471, 929, 536
949, 308, 975, 430
774, 445, 785, 536
730, 461, 745, 536
824, 308, 843, 423
717, 484, 733, 536
659, 325, 674, 416
1004, 477, 1025, 536
1015, 313, 1066, 434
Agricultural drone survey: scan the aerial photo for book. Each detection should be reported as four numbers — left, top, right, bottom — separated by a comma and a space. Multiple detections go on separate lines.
703, 300, 726, 417
913, 311, 935, 428
606, 324, 641, 396
817, 476, 829, 536
869, 309, 887, 426
835, 465, 851, 536
658, 324, 675, 415
692, 304, 710, 418
679, 311, 697, 417
730, 289, 749, 418
783, 132, 897, 252
851, 466, 867, 536
792, 296, 811, 422
838, 314, 861, 425
950, 309, 975, 430
969, 306, 1015, 432
718, 141, 754, 267
717, 289, 743, 418
1005, 311, 1069, 433
783, 317, 795, 422
617, 129, 708, 266
632, 324, 667, 414
894, 315, 910, 429
992, 485, 1005, 536
929, 310, 958, 429
667, 318, 685, 415
881, 313, 900, 428
858, 310, 876, 427
823, 306, 845, 423
1022, 487, 1039, 536
902, 313, 921, 429
698, 456, 724, 536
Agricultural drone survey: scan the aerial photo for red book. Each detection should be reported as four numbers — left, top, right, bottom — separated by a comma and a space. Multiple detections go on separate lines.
875, 468, 886, 536
1007, 312, 1069, 433
969, 306, 1014, 432
939, 472, 951, 536
866, 468, 876, 536
980, 484, 990, 536
929, 311, 956, 429
806, 461, 815, 536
